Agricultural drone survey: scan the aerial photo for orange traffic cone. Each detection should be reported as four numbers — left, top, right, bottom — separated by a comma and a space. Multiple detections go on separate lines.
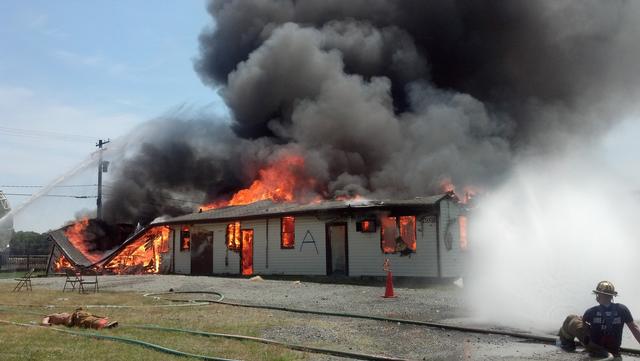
383, 270, 396, 298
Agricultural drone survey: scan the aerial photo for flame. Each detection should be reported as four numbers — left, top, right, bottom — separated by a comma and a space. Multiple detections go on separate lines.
103, 226, 171, 274
440, 177, 456, 193
361, 220, 374, 232
202, 154, 317, 210
226, 222, 241, 250
64, 218, 102, 263
281, 216, 295, 248
459, 215, 468, 250
53, 254, 73, 273
241, 229, 254, 275
381, 216, 416, 253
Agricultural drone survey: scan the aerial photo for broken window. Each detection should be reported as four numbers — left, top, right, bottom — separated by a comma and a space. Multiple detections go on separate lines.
281, 216, 295, 249
459, 215, 468, 251
356, 219, 377, 232
226, 222, 241, 251
180, 226, 190, 251
380, 216, 416, 255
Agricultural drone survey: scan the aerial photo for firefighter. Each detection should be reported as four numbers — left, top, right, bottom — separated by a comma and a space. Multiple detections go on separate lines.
41, 308, 117, 329
558, 281, 640, 359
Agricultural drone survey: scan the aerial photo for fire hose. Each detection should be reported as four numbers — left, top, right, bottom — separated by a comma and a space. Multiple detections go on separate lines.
143, 291, 640, 357
0, 301, 409, 361
0, 319, 239, 361
4, 291, 640, 359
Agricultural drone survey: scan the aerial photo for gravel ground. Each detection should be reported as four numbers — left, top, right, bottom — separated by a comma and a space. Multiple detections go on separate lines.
4, 274, 640, 361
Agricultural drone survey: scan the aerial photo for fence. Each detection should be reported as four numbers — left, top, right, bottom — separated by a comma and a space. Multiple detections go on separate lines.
0, 254, 49, 272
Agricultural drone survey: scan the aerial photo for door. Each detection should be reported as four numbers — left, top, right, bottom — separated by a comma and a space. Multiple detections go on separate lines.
325, 223, 348, 276
241, 229, 253, 276
190, 231, 213, 275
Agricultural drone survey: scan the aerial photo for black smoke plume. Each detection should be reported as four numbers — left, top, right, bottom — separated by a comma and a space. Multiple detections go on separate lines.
103, 0, 640, 225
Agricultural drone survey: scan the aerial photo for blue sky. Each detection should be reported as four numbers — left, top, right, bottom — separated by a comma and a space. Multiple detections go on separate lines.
0, 1, 638, 233
0, 1, 227, 231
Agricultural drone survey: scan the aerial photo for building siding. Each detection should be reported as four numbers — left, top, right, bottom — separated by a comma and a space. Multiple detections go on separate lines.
438, 199, 466, 278
168, 201, 465, 278
172, 225, 190, 275
263, 216, 326, 275
348, 213, 439, 277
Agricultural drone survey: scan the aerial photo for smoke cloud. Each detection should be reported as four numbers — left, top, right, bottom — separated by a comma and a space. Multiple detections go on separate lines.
103, 0, 640, 224
467, 152, 640, 339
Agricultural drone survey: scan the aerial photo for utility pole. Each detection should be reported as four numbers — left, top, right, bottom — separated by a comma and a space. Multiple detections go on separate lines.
96, 139, 110, 220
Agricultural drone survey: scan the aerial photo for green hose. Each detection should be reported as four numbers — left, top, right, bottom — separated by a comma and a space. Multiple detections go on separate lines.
144, 291, 640, 357
0, 320, 239, 361
129, 324, 408, 361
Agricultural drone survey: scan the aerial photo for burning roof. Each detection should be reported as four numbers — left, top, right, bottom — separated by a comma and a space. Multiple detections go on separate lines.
155, 194, 454, 226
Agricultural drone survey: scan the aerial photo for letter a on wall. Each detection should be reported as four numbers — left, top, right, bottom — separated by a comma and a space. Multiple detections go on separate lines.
299, 230, 319, 254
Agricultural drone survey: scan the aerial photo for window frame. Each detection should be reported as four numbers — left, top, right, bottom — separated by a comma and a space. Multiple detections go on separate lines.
226, 222, 241, 251
380, 215, 417, 254
180, 226, 190, 251
280, 216, 295, 249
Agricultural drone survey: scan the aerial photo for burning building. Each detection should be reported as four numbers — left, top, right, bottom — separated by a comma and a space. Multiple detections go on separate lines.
45, 219, 171, 275
49, 1, 638, 278
149, 193, 466, 278
47, 193, 466, 278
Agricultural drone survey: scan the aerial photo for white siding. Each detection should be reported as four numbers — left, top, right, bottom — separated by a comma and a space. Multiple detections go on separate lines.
439, 199, 466, 278
211, 223, 240, 275
172, 225, 190, 275
167, 200, 465, 278
263, 216, 326, 275
348, 214, 439, 277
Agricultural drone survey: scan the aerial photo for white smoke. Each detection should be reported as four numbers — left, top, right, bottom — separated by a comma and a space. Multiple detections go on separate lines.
467, 142, 640, 334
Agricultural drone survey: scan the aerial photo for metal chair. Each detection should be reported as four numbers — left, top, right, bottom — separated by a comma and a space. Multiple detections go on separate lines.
63, 268, 83, 293
79, 268, 99, 293
13, 268, 35, 292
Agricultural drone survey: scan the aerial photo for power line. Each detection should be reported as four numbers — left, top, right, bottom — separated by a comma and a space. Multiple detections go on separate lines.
0, 125, 96, 142
0, 184, 98, 188
3, 193, 97, 199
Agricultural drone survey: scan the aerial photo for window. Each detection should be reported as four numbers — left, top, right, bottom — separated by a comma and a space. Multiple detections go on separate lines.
380, 216, 416, 254
459, 216, 468, 251
356, 219, 377, 232
180, 226, 190, 251
226, 222, 241, 251
281, 216, 295, 249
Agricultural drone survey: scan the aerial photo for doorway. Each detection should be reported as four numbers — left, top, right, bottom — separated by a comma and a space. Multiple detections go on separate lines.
190, 231, 213, 275
325, 223, 348, 276
241, 229, 253, 276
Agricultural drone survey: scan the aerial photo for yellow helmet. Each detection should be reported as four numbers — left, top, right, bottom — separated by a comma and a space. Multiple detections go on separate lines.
593, 281, 618, 297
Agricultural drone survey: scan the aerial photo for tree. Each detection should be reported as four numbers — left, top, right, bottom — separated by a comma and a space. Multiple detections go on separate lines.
9, 231, 51, 255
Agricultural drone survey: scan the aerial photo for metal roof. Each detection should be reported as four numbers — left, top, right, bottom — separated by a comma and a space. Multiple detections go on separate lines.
48, 222, 137, 268
154, 193, 454, 225
48, 229, 96, 268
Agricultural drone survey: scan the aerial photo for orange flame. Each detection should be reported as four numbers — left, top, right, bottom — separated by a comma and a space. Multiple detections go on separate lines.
226, 222, 241, 251
53, 254, 73, 273
64, 218, 102, 263
459, 215, 468, 250
440, 177, 456, 193
103, 226, 171, 274
202, 154, 317, 210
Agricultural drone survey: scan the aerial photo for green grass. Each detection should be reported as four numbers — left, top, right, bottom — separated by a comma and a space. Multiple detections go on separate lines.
0, 285, 304, 361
